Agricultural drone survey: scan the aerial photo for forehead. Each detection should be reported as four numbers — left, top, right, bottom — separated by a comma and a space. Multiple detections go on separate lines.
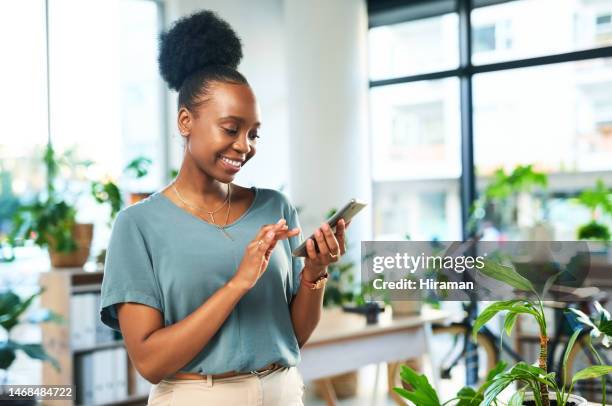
204, 82, 260, 123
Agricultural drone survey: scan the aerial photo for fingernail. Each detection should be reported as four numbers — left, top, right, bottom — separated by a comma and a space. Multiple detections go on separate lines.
277, 219, 286, 225
266, 231, 275, 239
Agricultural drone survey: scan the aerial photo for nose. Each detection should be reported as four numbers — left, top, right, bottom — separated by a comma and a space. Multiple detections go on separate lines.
232, 132, 251, 154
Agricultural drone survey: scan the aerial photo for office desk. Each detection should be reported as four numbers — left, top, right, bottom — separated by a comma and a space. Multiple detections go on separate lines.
298, 307, 449, 405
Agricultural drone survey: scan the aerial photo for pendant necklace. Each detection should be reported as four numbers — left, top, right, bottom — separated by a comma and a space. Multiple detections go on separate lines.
172, 182, 234, 240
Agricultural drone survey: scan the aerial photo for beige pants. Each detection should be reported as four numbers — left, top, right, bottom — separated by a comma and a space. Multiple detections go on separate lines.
148, 366, 305, 406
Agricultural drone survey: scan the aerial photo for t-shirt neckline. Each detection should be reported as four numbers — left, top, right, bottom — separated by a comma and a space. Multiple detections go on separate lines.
153, 185, 259, 230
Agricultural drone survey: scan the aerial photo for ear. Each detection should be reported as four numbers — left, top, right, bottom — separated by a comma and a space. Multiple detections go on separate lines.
177, 107, 192, 137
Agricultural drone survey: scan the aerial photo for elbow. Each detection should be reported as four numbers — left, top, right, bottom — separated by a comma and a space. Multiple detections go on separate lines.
134, 357, 166, 386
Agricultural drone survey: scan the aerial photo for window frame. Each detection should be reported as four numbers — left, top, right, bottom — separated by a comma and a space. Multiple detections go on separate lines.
368, 0, 612, 239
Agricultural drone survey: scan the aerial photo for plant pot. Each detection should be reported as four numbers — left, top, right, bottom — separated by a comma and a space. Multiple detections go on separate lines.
48, 223, 93, 268
314, 370, 358, 399
522, 392, 587, 406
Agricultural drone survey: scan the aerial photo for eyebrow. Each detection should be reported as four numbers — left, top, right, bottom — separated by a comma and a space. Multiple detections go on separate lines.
220, 115, 261, 127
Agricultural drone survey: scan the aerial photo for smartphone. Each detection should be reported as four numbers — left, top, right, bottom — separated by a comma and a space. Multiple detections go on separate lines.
291, 198, 367, 257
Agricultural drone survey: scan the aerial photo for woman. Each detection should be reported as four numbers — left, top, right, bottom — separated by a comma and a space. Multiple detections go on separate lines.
99, 10, 349, 406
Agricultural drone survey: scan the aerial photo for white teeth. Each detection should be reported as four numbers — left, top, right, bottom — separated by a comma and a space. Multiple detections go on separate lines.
220, 156, 241, 167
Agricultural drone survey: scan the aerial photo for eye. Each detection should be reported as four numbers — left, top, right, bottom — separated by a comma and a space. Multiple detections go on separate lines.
223, 127, 238, 135
249, 131, 260, 140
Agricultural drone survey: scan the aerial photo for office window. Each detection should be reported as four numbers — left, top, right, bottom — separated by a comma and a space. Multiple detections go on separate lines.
472, 0, 612, 65
369, 13, 459, 80
0, 0, 47, 239
369, 0, 612, 243
0, 0, 164, 260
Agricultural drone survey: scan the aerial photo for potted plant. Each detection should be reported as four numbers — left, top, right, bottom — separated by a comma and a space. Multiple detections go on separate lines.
393, 361, 508, 406
392, 259, 612, 405
91, 156, 154, 266
574, 179, 612, 242
8, 145, 94, 268
0, 288, 63, 404
471, 260, 612, 405
468, 164, 548, 240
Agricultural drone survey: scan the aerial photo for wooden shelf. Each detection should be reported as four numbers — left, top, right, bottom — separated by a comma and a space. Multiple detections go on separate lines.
40, 270, 148, 406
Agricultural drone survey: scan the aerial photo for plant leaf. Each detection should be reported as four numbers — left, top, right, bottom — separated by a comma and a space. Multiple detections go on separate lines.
508, 390, 525, 406
455, 386, 482, 406
477, 259, 535, 292
572, 365, 612, 382
394, 364, 441, 406
504, 312, 519, 336
562, 328, 582, 385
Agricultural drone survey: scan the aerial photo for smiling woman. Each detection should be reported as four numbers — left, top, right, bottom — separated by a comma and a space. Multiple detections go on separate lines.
98, 9, 351, 406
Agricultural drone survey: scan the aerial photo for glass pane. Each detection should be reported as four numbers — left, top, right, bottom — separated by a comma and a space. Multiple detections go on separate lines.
0, 0, 47, 241
474, 58, 612, 175
373, 180, 462, 240
473, 58, 612, 240
48, 0, 162, 255
472, 0, 612, 65
370, 79, 461, 181
370, 78, 462, 240
369, 13, 459, 80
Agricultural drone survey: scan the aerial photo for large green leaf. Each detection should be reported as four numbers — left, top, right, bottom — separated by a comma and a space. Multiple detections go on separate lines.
11, 342, 60, 372
483, 376, 513, 406
0, 346, 16, 369
455, 386, 482, 406
478, 259, 535, 292
393, 364, 441, 406
473, 300, 536, 341
572, 365, 612, 382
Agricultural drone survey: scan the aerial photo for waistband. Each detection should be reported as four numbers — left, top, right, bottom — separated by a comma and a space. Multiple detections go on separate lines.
167, 362, 283, 381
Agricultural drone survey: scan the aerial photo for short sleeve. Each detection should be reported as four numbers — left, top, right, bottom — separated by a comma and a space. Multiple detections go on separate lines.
99, 210, 163, 332
286, 203, 305, 297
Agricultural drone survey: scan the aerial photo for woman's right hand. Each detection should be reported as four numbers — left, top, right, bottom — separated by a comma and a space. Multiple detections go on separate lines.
230, 219, 300, 291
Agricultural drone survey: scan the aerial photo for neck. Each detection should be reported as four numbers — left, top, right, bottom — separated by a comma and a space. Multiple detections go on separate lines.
173, 155, 230, 207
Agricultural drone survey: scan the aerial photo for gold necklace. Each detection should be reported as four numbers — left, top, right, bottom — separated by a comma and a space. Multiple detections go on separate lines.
172, 182, 233, 240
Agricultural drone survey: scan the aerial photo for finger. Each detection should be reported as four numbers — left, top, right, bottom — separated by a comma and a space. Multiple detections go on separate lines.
272, 227, 300, 240
253, 230, 276, 253
335, 219, 347, 255
265, 239, 278, 259
305, 238, 318, 260
321, 223, 340, 255
254, 219, 286, 241
313, 226, 329, 256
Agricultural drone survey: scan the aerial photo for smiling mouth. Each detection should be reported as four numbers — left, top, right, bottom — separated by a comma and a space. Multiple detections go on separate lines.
218, 155, 243, 168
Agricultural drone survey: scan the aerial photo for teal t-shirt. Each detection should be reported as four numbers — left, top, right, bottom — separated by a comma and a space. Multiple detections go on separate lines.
99, 187, 305, 374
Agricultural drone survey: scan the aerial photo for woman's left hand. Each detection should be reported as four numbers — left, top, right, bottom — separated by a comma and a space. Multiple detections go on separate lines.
302, 218, 351, 282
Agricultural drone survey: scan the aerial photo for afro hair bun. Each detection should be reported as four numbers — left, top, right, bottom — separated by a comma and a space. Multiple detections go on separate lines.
158, 10, 243, 91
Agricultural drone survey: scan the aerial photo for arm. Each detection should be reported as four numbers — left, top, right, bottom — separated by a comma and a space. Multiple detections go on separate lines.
118, 279, 247, 385
290, 219, 349, 348
118, 220, 298, 384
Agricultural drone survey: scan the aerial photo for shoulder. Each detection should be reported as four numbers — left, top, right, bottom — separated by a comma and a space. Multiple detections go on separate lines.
111, 192, 162, 230
255, 187, 297, 212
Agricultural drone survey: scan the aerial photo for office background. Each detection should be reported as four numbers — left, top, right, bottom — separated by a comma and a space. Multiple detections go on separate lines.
1, 0, 611, 405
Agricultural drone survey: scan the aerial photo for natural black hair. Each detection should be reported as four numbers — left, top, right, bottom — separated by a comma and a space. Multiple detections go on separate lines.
158, 10, 248, 113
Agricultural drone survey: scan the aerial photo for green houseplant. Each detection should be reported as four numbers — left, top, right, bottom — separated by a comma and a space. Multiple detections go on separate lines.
468, 164, 548, 238
574, 179, 612, 242
0, 288, 63, 388
8, 145, 94, 268
91, 156, 153, 224
392, 259, 612, 405
471, 261, 612, 406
